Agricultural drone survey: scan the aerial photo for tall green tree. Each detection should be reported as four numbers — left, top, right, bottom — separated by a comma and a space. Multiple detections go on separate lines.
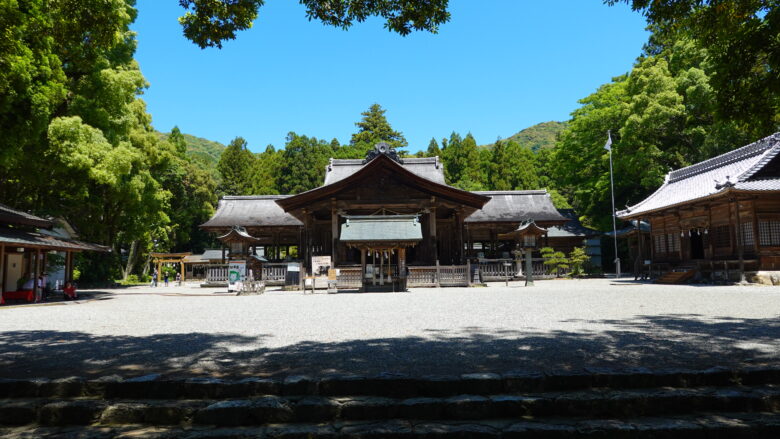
552, 38, 751, 229
347, 103, 408, 157
217, 136, 254, 195
249, 144, 282, 195
278, 132, 335, 194
610, 0, 780, 135
490, 140, 540, 190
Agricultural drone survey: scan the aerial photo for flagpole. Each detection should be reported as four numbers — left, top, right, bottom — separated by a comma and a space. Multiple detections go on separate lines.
607, 130, 620, 278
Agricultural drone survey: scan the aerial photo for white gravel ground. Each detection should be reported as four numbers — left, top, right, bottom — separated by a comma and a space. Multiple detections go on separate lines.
1, 279, 778, 378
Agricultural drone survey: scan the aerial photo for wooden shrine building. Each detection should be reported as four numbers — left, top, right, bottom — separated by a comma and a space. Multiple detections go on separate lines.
201, 143, 568, 289
618, 133, 780, 282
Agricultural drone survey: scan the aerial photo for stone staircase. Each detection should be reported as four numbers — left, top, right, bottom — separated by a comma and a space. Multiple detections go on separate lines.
1, 366, 780, 438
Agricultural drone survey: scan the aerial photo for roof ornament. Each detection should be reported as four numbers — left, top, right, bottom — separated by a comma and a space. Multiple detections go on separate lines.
714, 175, 736, 190
363, 142, 404, 165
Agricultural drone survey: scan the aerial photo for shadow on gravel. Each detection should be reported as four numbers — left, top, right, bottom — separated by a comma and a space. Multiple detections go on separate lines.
1, 314, 779, 379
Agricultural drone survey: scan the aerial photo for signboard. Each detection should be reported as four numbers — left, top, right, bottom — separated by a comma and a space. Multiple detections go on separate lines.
228, 261, 246, 285
311, 256, 332, 280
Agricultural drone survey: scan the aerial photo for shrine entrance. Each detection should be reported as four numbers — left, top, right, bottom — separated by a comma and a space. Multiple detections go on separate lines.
340, 215, 422, 292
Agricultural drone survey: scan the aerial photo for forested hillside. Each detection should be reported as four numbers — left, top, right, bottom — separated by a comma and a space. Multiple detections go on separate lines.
156, 130, 225, 181
480, 121, 567, 152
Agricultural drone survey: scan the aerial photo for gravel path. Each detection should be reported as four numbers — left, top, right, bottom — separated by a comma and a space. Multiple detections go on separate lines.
1, 279, 779, 379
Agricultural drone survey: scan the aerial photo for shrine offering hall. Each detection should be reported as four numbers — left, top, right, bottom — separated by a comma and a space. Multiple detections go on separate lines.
201, 143, 569, 289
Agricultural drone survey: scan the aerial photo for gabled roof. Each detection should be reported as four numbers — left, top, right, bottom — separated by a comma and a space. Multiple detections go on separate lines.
465, 191, 568, 224
277, 153, 490, 213
619, 133, 780, 218
217, 226, 262, 243
0, 203, 53, 228
200, 195, 302, 229
498, 221, 548, 240
324, 157, 446, 185
546, 209, 601, 238
0, 227, 109, 252
340, 215, 423, 243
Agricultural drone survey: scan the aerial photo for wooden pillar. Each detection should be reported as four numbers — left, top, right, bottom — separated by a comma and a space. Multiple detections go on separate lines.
331, 206, 339, 266
33, 248, 41, 302
734, 198, 745, 282
751, 200, 760, 256
490, 229, 498, 259
429, 207, 438, 264
456, 209, 465, 264
180, 258, 185, 282
221, 246, 226, 264
0, 244, 5, 293
359, 247, 366, 292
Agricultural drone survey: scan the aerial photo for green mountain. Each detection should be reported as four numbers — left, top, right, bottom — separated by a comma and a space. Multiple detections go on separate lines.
480, 121, 568, 152
156, 130, 225, 180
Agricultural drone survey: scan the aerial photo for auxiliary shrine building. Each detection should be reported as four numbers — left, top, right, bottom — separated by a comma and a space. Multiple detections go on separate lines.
618, 133, 780, 282
201, 143, 569, 288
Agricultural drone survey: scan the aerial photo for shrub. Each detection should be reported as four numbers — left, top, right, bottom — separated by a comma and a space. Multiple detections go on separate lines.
540, 247, 569, 277
568, 247, 590, 278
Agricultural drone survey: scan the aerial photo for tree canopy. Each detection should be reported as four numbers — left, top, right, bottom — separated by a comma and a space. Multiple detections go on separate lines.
178, 0, 452, 49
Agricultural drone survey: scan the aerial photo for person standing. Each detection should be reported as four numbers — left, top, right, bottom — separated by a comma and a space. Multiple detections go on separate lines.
175, 272, 181, 286
163, 272, 169, 287
151, 269, 158, 287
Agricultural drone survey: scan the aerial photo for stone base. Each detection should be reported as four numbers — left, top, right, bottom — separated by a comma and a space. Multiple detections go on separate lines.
748, 271, 780, 286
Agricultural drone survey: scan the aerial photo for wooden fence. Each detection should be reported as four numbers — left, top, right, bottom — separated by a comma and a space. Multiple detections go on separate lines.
336, 266, 362, 289
206, 265, 228, 283
477, 258, 560, 281
261, 263, 290, 286
407, 265, 470, 287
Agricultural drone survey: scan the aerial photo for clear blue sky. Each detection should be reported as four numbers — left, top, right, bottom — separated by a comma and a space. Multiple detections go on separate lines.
132, 0, 649, 153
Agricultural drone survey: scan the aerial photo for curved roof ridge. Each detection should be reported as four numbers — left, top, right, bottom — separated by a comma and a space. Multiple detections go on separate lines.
668, 133, 780, 183
472, 190, 548, 195
738, 141, 780, 182
222, 195, 291, 200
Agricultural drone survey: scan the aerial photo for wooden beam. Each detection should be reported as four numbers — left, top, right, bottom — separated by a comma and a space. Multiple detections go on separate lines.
0, 244, 5, 293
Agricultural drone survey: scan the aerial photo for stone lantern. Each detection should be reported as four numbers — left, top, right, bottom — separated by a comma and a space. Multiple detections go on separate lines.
499, 221, 548, 287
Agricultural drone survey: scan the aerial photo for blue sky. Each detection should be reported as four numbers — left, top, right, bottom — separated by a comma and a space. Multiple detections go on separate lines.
133, 1, 650, 153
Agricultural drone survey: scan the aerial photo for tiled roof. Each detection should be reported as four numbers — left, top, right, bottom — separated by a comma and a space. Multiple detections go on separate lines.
547, 209, 601, 238
324, 157, 445, 185
619, 133, 780, 218
0, 227, 109, 252
340, 215, 423, 242
200, 195, 303, 228
465, 191, 568, 224
0, 203, 53, 228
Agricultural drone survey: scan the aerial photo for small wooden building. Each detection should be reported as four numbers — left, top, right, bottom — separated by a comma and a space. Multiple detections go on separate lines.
0, 203, 108, 302
618, 133, 780, 281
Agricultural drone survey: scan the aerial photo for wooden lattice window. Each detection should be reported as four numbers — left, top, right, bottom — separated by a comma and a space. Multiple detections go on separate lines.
713, 225, 731, 248
741, 222, 755, 247
666, 233, 680, 253
654, 234, 666, 254
759, 220, 780, 246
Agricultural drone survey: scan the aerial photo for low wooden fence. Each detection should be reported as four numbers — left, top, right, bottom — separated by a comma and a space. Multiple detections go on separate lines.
477, 258, 560, 281
261, 263, 290, 286
407, 265, 469, 287
206, 265, 228, 283
336, 266, 362, 289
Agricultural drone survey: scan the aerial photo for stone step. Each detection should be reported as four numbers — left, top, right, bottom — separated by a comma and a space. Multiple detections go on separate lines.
1, 412, 780, 438
2, 366, 779, 400
2, 385, 778, 427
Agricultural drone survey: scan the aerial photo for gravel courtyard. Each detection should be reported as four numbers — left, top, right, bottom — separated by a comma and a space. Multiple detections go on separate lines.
1, 279, 779, 379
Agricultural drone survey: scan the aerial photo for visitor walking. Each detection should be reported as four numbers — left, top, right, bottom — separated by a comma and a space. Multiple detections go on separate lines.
164, 272, 169, 287
175, 272, 181, 286
151, 269, 158, 287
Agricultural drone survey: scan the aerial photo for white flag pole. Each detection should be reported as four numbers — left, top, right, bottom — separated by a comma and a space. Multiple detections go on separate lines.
607, 130, 620, 278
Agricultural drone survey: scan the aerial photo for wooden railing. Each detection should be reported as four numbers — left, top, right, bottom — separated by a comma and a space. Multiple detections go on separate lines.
261, 262, 295, 286
336, 266, 362, 289
206, 265, 228, 283
477, 258, 560, 281
407, 266, 438, 287
406, 265, 469, 287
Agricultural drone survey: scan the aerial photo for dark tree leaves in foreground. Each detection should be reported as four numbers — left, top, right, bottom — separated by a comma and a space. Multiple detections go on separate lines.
178, 0, 451, 49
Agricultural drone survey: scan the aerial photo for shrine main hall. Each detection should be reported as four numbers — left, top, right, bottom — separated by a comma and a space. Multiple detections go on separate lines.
201, 143, 569, 288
